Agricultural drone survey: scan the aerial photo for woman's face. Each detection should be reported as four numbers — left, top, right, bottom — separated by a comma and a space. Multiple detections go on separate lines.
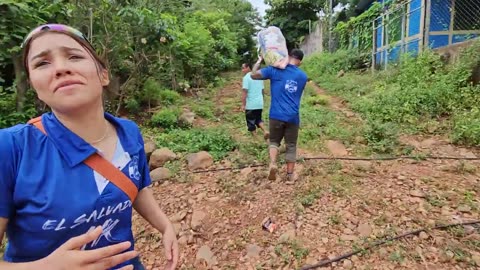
27, 32, 109, 114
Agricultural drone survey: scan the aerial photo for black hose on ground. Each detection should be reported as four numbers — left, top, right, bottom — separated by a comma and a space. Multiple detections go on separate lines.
298, 220, 480, 270
192, 155, 480, 173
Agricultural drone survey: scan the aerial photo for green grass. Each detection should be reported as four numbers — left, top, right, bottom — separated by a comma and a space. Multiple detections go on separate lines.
274, 241, 310, 266
302, 42, 480, 147
155, 127, 237, 161
299, 84, 363, 152
389, 250, 406, 263
296, 184, 322, 207
329, 173, 354, 196
190, 101, 216, 120
150, 108, 180, 129
328, 214, 342, 225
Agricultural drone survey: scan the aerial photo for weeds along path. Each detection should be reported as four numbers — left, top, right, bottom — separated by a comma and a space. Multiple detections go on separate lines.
308, 82, 361, 121
133, 73, 480, 270
308, 80, 480, 163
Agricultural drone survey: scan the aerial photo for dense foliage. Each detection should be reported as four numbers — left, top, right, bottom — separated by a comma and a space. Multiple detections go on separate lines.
303, 41, 480, 147
263, 0, 373, 50
334, 2, 382, 51
0, 0, 260, 127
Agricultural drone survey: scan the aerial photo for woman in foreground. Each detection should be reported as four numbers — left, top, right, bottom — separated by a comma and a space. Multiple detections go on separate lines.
0, 24, 178, 270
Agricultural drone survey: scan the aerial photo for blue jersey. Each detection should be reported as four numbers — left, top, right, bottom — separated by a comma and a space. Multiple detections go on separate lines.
260, 64, 308, 124
0, 112, 151, 269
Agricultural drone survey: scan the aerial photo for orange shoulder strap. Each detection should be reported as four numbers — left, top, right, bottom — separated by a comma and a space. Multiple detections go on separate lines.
28, 117, 138, 202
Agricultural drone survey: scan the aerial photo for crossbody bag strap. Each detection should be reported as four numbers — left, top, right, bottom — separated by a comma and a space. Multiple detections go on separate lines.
28, 117, 138, 202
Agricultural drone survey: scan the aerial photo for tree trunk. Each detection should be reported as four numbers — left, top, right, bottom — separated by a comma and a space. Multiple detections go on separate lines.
169, 48, 177, 91
12, 54, 27, 113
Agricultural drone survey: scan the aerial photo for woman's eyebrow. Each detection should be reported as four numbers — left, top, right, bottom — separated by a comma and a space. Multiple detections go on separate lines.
30, 46, 84, 61
30, 49, 50, 62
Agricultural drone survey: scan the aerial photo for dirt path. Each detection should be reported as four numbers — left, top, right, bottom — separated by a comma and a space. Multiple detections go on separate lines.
133, 76, 480, 270
309, 82, 360, 120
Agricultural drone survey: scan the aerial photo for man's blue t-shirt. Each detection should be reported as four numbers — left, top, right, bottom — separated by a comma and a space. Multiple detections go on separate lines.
260, 64, 308, 125
0, 112, 151, 269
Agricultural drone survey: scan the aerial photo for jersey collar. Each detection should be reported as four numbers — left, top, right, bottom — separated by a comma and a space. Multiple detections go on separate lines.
40, 112, 142, 167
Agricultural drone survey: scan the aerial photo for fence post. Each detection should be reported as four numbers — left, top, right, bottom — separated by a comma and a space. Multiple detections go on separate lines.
372, 20, 376, 73
401, 5, 406, 56
385, 12, 389, 70
419, 0, 427, 52
328, 0, 334, 52
449, 0, 456, 45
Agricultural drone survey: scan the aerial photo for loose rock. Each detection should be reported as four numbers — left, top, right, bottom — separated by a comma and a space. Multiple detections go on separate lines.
278, 229, 296, 243
246, 244, 262, 258
144, 140, 156, 159
187, 151, 214, 170
409, 190, 426, 198
150, 167, 171, 182
179, 110, 196, 127
326, 140, 348, 156
357, 223, 372, 237
149, 148, 177, 169
191, 210, 207, 230
196, 245, 216, 266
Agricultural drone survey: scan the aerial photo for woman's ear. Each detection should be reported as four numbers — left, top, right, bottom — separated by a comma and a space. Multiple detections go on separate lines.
100, 69, 110, 86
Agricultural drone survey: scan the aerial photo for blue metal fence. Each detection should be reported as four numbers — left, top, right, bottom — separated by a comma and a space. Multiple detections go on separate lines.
372, 0, 480, 69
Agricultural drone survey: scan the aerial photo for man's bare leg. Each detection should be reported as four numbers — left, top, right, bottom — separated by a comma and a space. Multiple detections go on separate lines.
268, 146, 279, 180
286, 162, 295, 174
258, 122, 269, 140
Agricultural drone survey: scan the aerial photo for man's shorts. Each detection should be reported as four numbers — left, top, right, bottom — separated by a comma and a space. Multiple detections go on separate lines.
269, 119, 299, 162
245, 109, 263, 132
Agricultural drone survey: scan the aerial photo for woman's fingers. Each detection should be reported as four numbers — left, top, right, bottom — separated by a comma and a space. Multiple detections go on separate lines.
82, 241, 133, 263
93, 250, 139, 270
171, 242, 179, 269
165, 242, 179, 270
62, 227, 103, 250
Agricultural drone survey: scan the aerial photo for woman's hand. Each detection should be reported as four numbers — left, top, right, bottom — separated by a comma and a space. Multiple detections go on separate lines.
162, 225, 179, 270
41, 226, 138, 270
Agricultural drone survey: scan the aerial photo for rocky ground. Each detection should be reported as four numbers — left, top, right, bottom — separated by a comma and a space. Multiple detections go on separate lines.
133, 76, 480, 270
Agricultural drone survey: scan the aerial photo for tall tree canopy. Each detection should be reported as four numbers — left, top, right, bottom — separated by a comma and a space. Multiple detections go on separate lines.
0, 0, 260, 126
263, 0, 365, 49
264, 0, 326, 49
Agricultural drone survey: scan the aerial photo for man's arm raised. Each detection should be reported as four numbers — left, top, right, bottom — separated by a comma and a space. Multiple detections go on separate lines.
250, 56, 264, 80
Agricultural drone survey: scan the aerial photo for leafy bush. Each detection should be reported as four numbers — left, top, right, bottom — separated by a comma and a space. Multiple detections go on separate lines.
155, 128, 237, 160
303, 40, 480, 146
191, 102, 215, 119
302, 49, 370, 78
334, 2, 382, 52
151, 108, 179, 129
158, 89, 181, 106
0, 90, 38, 129
237, 140, 268, 163
353, 49, 479, 125
299, 105, 360, 147
363, 120, 399, 154
124, 98, 140, 113
303, 95, 329, 106
141, 78, 163, 106
452, 109, 480, 146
